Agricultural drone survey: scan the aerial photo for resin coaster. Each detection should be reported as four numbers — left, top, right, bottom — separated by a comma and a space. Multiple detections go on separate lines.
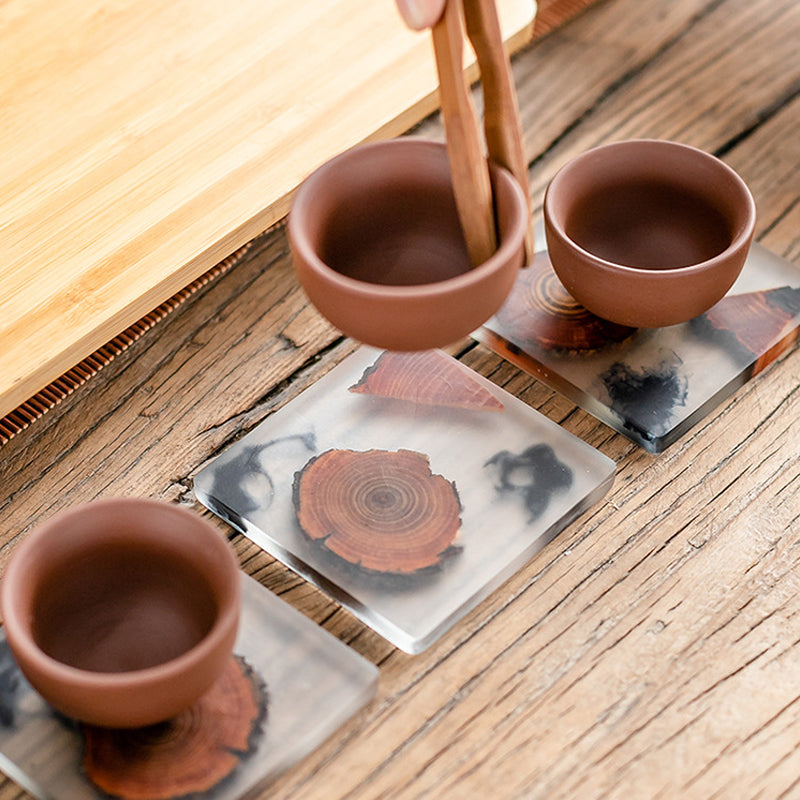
476, 244, 800, 452
0, 574, 378, 800
195, 347, 615, 653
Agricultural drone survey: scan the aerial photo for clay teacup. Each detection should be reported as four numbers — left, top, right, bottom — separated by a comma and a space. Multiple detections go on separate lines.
543, 139, 756, 328
289, 138, 528, 351
0, 497, 241, 728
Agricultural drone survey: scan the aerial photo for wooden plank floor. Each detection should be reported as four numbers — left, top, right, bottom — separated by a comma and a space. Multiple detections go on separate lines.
1, 0, 799, 797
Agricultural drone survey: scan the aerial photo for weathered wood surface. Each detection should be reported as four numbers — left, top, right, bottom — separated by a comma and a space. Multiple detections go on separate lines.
1, 0, 799, 797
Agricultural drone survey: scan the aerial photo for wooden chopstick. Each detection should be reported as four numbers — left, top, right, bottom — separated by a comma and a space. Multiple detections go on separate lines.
432, 0, 498, 268
463, 0, 534, 261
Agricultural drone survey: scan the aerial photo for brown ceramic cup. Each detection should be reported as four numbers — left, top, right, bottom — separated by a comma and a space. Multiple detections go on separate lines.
288, 138, 528, 351
0, 497, 241, 728
544, 139, 756, 328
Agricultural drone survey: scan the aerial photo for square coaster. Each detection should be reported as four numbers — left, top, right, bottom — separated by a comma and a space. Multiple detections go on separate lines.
0, 574, 378, 800
195, 347, 615, 653
477, 244, 800, 452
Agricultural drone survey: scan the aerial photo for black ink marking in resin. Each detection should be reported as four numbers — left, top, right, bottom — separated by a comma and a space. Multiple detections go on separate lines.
600, 359, 688, 434
485, 444, 573, 521
0, 640, 21, 728
208, 433, 317, 515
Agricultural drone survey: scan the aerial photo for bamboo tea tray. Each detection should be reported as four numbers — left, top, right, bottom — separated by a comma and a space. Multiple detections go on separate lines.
0, 0, 536, 421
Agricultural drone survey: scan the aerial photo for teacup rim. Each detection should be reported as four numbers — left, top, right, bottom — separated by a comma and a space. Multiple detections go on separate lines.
0, 497, 241, 690
289, 138, 528, 299
544, 138, 757, 276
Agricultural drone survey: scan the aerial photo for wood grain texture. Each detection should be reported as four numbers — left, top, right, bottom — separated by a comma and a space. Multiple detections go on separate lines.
0, 0, 535, 422
1, 0, 799, 798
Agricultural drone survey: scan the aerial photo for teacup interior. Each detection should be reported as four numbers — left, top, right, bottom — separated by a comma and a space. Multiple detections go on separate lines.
32, 543, 218, 673
317, 181, 472, 286
565, 179, 734, 271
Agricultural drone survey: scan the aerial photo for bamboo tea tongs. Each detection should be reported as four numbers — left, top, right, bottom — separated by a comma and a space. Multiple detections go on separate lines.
428, 0, 534, 267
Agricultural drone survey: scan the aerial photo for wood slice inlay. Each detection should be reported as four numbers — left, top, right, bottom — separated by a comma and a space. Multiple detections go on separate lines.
293, 449, 462, 573
492, 252, 636, 351
349, 350, 504, 412
82, 656, 267, 800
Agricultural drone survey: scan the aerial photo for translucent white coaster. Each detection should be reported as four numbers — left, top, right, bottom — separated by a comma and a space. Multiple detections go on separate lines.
195, 348, 615, 653
0, 574, 377, 800
478, 244, 800, 452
